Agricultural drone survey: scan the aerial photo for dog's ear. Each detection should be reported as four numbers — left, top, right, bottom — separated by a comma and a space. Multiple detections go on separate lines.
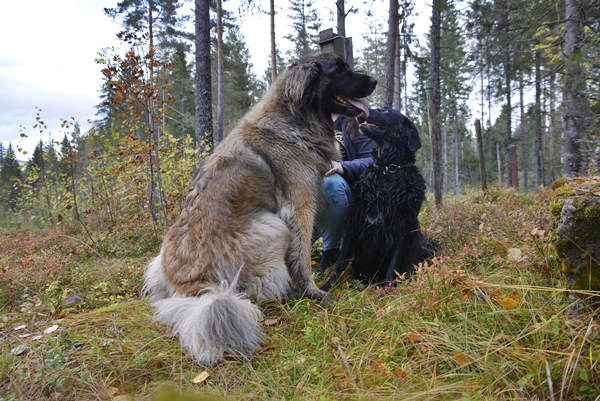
284, 60, 323, 109
406, 122, 421, 152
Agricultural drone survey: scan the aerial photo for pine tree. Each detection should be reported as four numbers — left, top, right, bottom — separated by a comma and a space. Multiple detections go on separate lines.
104, 0, 186, 48
25, 140, 46, 190
356, 20, 386, 107
284, 0, 322, 61
0, 143, 22, 211
214, 26, 260, 134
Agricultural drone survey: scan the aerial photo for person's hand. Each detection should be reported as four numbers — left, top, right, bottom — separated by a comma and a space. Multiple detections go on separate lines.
325, 160, 343, 176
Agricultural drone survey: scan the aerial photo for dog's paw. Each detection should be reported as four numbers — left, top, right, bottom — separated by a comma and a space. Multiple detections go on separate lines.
307, 289, 332, 304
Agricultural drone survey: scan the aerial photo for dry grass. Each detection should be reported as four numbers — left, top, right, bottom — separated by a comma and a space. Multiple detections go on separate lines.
2, 187, 600, 400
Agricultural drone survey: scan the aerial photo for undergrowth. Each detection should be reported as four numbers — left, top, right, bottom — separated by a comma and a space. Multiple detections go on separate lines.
1, 187, 599, 400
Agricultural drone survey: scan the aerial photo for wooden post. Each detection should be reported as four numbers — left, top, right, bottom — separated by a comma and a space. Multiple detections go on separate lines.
475, 119, 487, 192
319, 29, 353, 70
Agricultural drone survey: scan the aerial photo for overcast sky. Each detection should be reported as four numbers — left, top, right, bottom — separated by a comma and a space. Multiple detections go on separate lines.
0, 0, 425, 159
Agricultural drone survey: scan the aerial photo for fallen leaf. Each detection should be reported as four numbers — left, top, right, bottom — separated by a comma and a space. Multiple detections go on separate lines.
375, 305, 394, 319
191, 371, 210, 384
460, 287, 474, 299
497, 291, 519, 309
371, 358, 390, 373
296, 357, 307, 364
330, 337, 341, 345
106, 387, 119, 397
453, 350, 470, 366
408, 330, 423, 342
31, 334, 43, 341
120, 344, 135, 354
113, 395, 134, 401
493, 333, 511, 342
14, 325, 27, 331
43, 324, 59, 334
264, 318, 278, 326
64, 294, 84, 306
11, 344, 30, 355
393, 367, 407, 379
507, 248, 522, 261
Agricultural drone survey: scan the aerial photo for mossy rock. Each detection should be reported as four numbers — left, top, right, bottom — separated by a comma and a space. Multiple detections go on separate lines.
551, 176, 600, 292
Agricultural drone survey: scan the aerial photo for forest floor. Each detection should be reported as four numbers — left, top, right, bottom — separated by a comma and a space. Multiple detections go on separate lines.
1, 187, 599, 401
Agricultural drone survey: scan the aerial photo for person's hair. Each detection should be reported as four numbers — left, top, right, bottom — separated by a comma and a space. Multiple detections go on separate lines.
344, 117, 359, 142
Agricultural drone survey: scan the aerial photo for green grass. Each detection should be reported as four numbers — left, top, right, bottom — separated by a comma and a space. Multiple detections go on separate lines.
1, 187, 600, 400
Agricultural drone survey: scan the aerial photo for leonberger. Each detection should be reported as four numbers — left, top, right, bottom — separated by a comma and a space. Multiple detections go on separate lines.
143, 52, 377, 364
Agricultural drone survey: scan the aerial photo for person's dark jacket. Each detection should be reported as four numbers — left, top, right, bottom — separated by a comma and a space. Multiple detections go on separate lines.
337, 118, 376, 185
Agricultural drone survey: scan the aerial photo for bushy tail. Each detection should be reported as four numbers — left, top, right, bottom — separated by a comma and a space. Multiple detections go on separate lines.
152, 280, 264, 365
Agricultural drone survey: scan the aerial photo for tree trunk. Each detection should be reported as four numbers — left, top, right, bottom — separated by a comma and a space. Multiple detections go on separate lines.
504, 54, 514, 188
429, 0, 442, 207
497, 143, 502, 187
393, 13, 401, 111
216, 0, 224, 143
442, 118, 448, 193
384, 0, 398, 108
270, 0, 277, 84
475, 119, 487, 192
195, 0, 213, 152
519, 71, 528, 192
562, 0, 586, 177
549, 74, 556, 182
453, 115, 460, 195
534, 49, 543, 187
336, 0, 345, 37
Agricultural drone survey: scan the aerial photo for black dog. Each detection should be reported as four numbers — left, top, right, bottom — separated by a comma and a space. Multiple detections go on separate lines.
322, 107, 436, 291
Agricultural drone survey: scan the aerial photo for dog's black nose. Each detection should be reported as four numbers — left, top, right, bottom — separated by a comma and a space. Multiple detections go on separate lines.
369, 77, 378, 86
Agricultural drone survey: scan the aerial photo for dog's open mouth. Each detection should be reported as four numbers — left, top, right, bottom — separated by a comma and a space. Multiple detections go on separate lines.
357, 116, 383, 132
334, 95, 370, 117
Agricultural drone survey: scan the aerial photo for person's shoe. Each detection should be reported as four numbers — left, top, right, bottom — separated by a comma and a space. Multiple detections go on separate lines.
315, 248, 339, 275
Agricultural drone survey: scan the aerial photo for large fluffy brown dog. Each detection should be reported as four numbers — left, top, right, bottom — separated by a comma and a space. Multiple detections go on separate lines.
143, 53, 376, 364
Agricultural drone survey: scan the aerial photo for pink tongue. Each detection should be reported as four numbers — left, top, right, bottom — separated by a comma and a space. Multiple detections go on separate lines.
341, 96, 369, 117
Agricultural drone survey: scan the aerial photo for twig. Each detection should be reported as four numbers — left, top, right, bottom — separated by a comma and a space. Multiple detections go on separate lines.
546, 358, 555, 401
58, 234, 106, 261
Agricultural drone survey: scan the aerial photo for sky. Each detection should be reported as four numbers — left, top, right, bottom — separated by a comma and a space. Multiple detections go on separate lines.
0, 0, 429, 160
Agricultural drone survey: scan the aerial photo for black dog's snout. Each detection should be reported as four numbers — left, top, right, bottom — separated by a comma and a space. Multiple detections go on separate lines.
369, 77, 378, 87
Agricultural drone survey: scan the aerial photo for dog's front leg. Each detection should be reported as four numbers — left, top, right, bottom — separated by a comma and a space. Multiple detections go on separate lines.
281, 204, 331, 302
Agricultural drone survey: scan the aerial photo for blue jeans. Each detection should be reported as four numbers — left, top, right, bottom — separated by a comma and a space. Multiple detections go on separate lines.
314, 174, 352, 252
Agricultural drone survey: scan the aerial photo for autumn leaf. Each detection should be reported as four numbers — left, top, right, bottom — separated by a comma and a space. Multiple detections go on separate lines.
453, 350, 470, 366
408, 330, 423, 342
371, 358, 390, 373
264, 318, 278, 326
191, 371, 210, 384
393, 367, 407, 379
497, 291, 519, 309
460, 287, 474, 299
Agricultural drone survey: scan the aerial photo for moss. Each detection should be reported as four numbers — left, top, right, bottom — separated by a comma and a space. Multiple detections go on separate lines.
552, 186, 579, 199
552, 177, 568, 190
583, 204, 600, 220
550, 201, 565, 222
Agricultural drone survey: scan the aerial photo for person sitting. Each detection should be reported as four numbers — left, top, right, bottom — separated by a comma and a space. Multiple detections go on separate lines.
314, 116, 376, 273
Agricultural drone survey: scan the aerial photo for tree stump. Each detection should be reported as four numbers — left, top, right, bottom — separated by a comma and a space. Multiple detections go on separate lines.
551, 176, 600, 292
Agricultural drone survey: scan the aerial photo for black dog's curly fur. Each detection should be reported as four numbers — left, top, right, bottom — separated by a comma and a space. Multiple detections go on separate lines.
322, 107, 436, 291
